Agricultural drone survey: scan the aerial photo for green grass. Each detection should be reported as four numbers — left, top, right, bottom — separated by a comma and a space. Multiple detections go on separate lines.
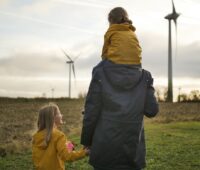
145, 122, 200, 170
0, 121, 199, 170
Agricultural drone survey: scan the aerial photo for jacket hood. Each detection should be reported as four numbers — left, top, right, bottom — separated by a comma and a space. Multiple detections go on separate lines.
107, 23, 136, 32
32, 130, 48, 150
103, 61, 142, 90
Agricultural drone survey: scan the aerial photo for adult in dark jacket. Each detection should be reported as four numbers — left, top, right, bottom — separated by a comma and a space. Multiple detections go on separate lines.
81, 60, 159, 170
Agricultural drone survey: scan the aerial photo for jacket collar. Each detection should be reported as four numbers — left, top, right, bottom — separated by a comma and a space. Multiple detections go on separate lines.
107, 23, 136, 32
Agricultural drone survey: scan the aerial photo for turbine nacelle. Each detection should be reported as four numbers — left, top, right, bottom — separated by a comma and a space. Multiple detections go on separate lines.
66, 61, 73, 64
165, 0, 180, 25
165, 12, 180, 21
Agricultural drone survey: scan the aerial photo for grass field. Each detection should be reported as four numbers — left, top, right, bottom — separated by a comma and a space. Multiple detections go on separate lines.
0, 98, 200, 170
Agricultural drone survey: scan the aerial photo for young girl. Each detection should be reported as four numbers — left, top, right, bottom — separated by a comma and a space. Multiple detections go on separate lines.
102, 7, 142, 65
32, 103, 88, 170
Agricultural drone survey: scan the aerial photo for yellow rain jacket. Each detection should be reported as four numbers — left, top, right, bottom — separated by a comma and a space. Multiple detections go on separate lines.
32, 128, 86, 170
102, 23, 142, 64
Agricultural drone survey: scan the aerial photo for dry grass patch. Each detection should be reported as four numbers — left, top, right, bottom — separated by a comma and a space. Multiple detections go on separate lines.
0, 98, 199, 155
145, 102, 200, 123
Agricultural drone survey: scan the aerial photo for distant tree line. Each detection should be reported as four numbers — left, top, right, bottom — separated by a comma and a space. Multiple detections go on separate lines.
177, 90, 200, 102
155, 88, 200, 102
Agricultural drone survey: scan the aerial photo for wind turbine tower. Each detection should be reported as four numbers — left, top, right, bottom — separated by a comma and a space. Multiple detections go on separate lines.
51, 88, 54, 98
62, 49, 78, 98
165, 0, 180, 102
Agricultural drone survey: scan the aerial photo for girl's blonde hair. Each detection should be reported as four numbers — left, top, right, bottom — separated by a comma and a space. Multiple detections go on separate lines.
108, 7, 132, 25
37, 103, 59, 147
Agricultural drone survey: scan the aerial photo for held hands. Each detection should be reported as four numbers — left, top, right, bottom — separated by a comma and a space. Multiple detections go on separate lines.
66, 142, 90, 156
83, 146, 90, 156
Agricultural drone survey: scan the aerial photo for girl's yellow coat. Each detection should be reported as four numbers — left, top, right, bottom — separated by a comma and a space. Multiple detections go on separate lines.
32, 128, 86, 170
102, 23, 142, 64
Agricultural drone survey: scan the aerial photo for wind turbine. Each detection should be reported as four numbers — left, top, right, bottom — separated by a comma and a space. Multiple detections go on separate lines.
51, 88, 55, 98
165, 0, 180, 102
62, 49, 79, 98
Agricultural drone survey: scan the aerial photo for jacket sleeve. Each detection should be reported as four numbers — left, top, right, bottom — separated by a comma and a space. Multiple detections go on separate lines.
56, 134, 86, 162
144, 71, 159, 118
81, 68, 102, 146
101, 32, 109, 59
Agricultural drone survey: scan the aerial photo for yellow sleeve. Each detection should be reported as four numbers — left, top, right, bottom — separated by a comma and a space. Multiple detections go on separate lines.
56, 134, 86, 162
101, 32, 110, 59
32, 138, 39, 168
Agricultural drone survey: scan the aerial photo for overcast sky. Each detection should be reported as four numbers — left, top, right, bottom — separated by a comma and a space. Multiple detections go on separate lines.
0, 0, 200, 98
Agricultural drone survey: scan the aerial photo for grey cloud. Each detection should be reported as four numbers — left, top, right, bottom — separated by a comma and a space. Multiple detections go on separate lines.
140, 32, 200, 78
0, 48, 101, 79
65, 38, 102, 72
0, 35, 199, 80
0, 52, 65, 77
76, 52, 101, 69
175, 42, 200, 77
0, 76, 90, 98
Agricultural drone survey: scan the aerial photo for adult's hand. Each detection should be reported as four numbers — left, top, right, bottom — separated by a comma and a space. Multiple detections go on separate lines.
83, 146, 91, 155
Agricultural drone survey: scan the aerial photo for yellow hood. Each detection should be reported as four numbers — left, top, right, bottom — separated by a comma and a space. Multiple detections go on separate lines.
107, 23, 136, 32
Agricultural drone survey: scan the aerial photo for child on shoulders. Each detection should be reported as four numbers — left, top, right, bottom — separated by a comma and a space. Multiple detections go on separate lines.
102, 7, 142, 65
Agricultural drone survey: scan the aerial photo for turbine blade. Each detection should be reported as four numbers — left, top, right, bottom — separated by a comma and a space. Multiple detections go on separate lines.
72, 63, 77, 89
174, 20, 178, 60
72, 63, 76, 79
61, 48, 72, 61
74, 53, 81, 62
172, 0, 176, 13
173, 19, 177, 27
172, 17, 178, 46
